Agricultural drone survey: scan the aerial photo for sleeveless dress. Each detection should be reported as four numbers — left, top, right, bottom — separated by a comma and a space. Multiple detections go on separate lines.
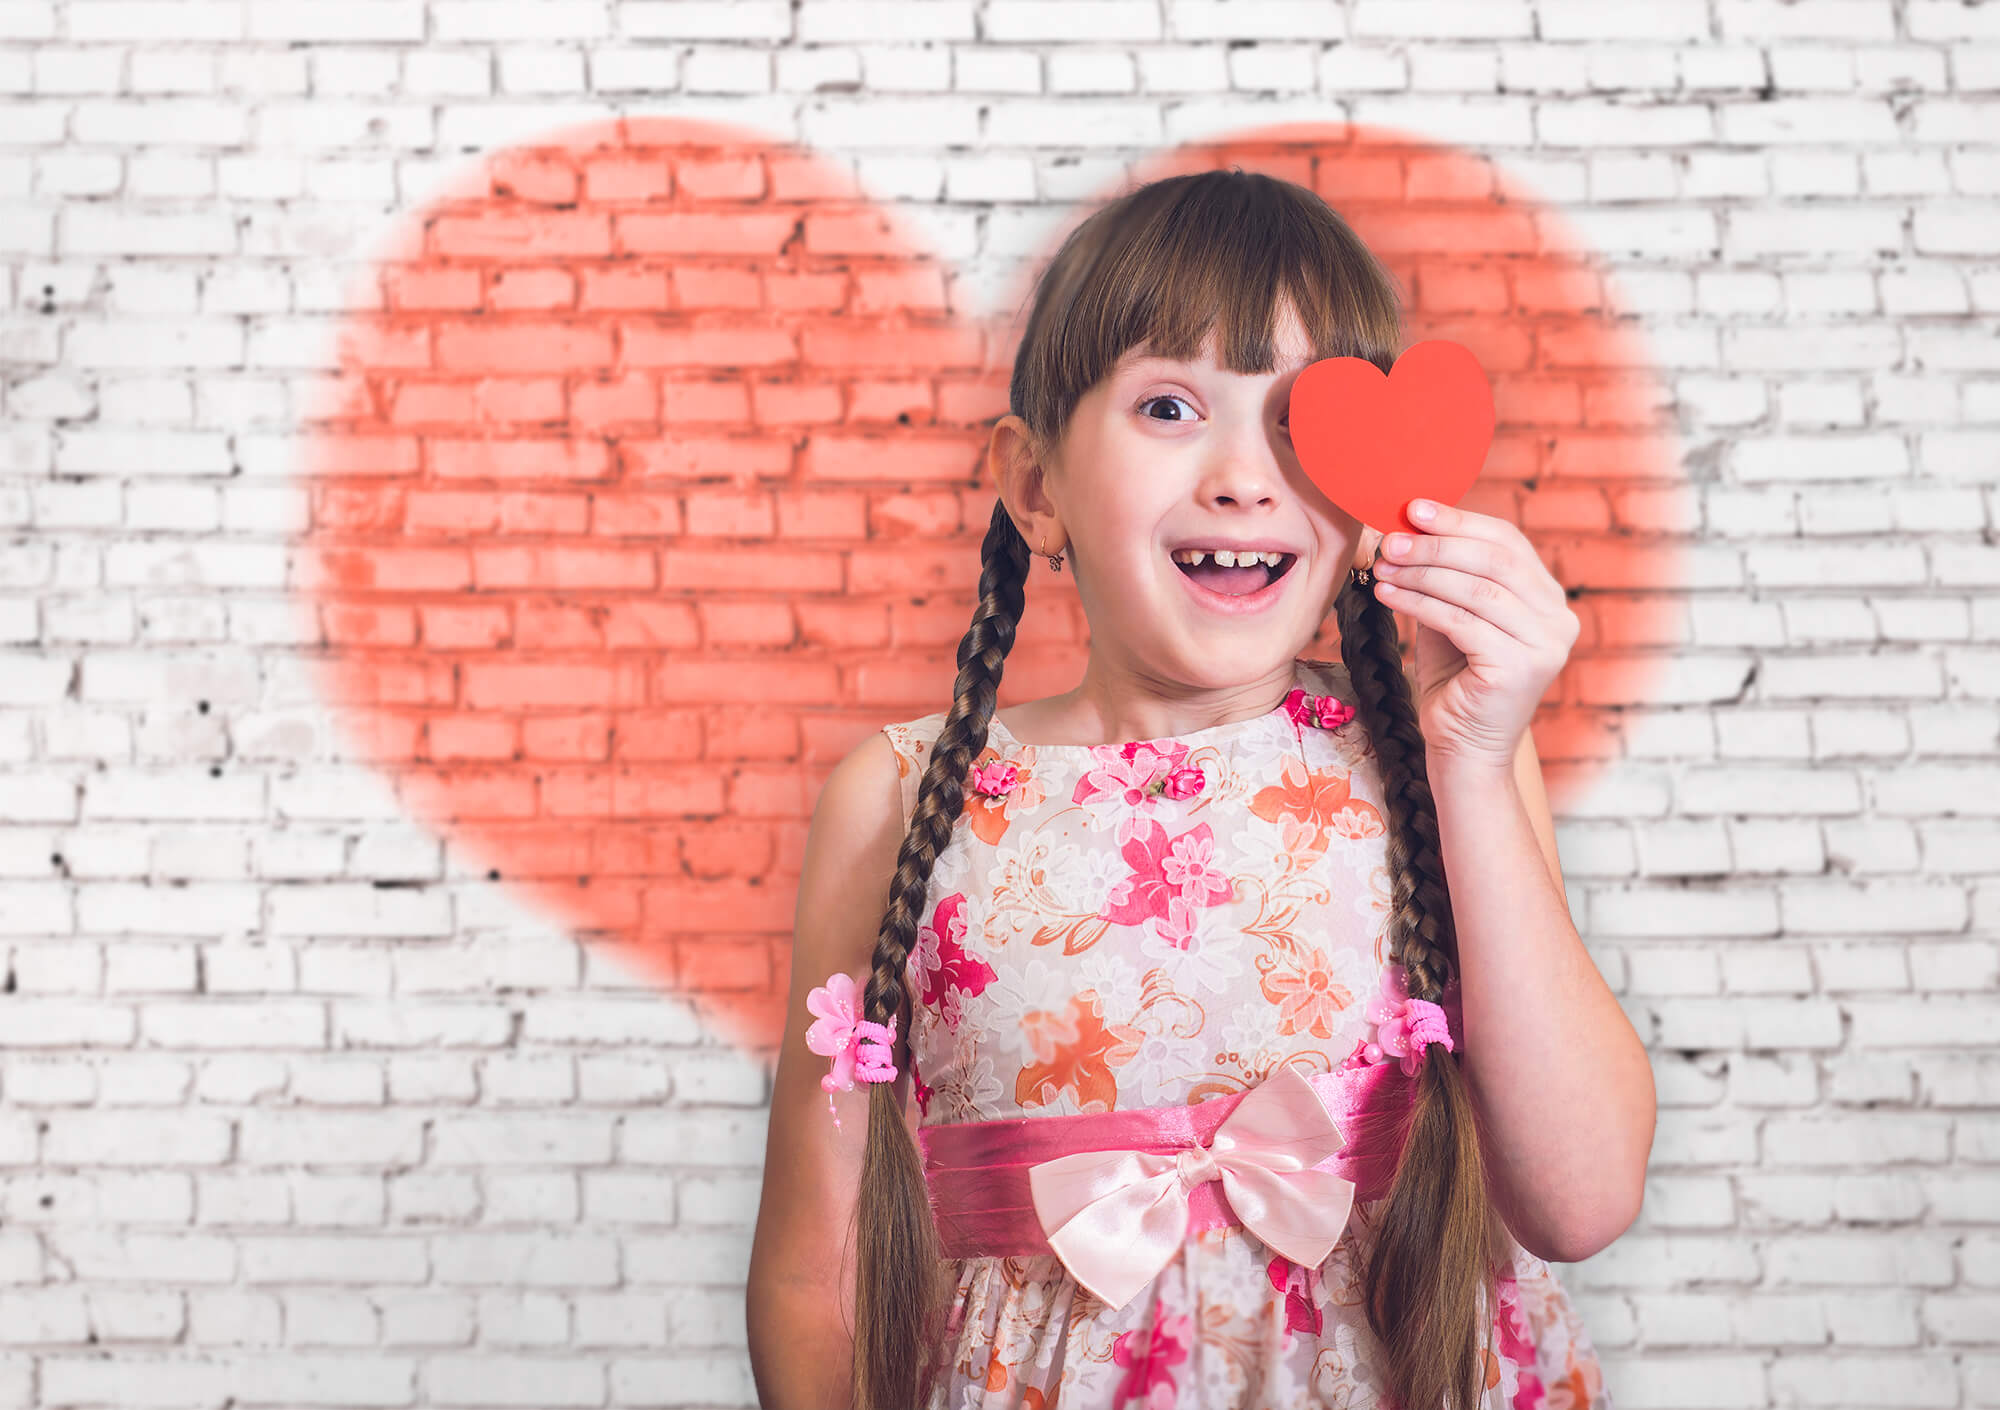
877, 657, 1614, 1410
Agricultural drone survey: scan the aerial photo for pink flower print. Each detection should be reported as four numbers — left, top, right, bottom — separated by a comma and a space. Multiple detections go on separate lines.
969, 759, 1017, 798
1073, 740, 1189, 814
910, 1049, 932, 1119
1266, 1256, 1324, 1343
1098, 819, 1232, 929
1492, 1264, 1548, 1409
1161, 827, 1231, 908
1148, 893, 1201, 951
1110, 1310, 1190, 1407
915, 892, 996, 1027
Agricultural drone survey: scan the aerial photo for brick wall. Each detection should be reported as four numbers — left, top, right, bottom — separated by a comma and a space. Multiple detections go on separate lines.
2, 2, 1997, 1406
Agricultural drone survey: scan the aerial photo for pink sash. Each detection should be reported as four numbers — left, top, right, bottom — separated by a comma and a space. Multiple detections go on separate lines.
918, 1060, 1417, 1262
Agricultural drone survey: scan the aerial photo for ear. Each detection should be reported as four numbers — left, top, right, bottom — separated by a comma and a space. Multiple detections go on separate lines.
988, 414, 1063, 553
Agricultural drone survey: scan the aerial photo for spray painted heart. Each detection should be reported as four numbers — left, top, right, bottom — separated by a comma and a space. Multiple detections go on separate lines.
297, 118, 1686, 1058
1288, 339, 1495, 539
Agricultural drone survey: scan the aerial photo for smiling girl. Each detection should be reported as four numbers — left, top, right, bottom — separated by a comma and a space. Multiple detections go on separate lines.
748, 168, 1651, 1410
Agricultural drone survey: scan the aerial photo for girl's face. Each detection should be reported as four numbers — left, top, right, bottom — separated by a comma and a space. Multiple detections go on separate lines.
1005, 302, 1368, 698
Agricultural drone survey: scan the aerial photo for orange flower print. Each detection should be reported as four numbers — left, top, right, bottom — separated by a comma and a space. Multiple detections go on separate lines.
1015, 988, 1143, 1113
1257, 945, 1354, 1039
1249, 754, 1382, 856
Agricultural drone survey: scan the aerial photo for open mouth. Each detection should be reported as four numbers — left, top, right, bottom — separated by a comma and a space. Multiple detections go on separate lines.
1171, 551, 1299, 597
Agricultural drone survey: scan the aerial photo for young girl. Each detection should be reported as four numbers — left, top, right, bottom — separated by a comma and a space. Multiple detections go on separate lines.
748, 169, 1651, 1410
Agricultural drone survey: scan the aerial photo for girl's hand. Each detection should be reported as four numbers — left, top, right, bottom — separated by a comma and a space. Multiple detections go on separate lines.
1368, 498, 1579, 773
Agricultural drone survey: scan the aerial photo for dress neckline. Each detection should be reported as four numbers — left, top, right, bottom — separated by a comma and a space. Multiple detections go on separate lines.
985, 658, 1335, 754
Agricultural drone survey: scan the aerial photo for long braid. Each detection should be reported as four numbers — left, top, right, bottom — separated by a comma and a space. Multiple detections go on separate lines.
1337, 567, 1498, 1409
851, 498, 1032, 1410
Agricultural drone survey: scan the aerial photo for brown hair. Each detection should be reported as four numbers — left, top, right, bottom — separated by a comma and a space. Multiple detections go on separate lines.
850, 167, 1499, 1410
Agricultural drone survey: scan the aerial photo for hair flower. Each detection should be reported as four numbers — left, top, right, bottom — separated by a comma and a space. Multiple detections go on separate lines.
1357, 964, 1456, 1077
804, 971, 900, 1130
969, 759, 1019, 799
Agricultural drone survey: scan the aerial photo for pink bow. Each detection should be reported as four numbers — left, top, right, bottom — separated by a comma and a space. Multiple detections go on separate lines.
1025, 1067, 1356, 1311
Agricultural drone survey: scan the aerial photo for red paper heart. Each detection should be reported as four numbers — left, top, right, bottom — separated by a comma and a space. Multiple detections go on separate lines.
298, 120, 1684, 1058
1288, 339, 1495, 538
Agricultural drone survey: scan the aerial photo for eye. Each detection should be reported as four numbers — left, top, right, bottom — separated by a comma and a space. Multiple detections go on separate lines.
1138, 393, 1198, 423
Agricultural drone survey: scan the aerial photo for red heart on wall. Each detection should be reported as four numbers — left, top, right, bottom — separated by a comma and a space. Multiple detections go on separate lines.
1288, 339, 1495, 538
297, 119, 1685, 1058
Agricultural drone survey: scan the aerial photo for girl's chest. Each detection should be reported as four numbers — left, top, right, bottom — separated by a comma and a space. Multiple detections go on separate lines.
906, 729, 1399, 1118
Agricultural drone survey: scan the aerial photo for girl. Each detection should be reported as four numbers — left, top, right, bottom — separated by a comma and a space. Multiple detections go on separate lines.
748, 169, 1652, 1410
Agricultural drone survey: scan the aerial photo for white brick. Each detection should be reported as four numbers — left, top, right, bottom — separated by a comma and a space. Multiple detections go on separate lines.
1774, 1354, 1958, 1404
1317, 44, 1406, 92
1172, 0, 1344, 40
1048, 49, 1136, 95
986, 98, 1158, 146
1538, 100, 1713, 147
1407, 45, 1496, 92
952, 45, 1040, 92
801, 96, 979, 148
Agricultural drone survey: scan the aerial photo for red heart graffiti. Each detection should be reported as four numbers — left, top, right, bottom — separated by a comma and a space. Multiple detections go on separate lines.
1289, 340, 1495, 539
297, 119, 1687, 1056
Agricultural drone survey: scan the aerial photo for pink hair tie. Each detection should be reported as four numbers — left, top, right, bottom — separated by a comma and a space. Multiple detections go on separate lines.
804, 971, 901, 1132
1404, 998, 1454, 1057
1341, 966, 1460, 1077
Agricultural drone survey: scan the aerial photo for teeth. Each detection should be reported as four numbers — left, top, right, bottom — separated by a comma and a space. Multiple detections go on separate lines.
1171, 548, 1286, 568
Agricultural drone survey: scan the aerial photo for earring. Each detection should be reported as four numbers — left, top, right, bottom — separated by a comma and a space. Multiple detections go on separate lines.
1350, 538, 1384, 589
1038, 534, 1065, 573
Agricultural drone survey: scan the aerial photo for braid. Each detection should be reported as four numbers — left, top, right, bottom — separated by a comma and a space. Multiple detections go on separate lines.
1337, 566, 1498, 1410
850, 498, 1032, 1410
1335, 567, 1455, 1002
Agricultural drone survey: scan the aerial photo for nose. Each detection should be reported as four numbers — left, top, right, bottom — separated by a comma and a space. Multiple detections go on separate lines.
1199, 419, 1286, 510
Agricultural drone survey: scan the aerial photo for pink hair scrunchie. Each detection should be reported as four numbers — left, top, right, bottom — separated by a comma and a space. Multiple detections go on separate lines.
804, 971, 901, 1132
1403, 997, 1454, 1056
1340, 964, 1461, 1078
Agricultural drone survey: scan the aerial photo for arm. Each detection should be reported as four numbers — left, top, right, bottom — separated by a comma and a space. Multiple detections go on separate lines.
748, 731, 921, 1410
1433, 728, 1656, 1266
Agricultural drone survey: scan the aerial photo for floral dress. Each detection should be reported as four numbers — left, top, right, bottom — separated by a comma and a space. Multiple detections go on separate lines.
878, 657, 1613, 1410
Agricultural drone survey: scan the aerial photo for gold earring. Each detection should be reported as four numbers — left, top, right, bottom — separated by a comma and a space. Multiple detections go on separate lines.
1039, 534, 1064, 573
1351, 538, 1383, 589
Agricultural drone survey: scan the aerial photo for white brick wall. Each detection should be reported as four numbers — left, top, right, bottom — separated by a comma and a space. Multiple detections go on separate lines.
3, 1, 1997, 1406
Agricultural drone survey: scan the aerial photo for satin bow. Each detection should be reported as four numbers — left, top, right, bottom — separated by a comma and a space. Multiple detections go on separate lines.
1025, 1066, 1357, 1310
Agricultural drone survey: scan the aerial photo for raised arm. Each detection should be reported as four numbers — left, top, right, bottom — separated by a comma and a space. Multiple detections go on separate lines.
747, 730, 922, 1410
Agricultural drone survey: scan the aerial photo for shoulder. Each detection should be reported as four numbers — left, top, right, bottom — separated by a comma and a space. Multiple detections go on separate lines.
800, 709, 953, 939
876, 709, 952, 831
792, 727, 915, 991
878, 709, 950, 780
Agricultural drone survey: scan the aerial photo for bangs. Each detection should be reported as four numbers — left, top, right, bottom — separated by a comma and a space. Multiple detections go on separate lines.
1009, 168, 1405, 455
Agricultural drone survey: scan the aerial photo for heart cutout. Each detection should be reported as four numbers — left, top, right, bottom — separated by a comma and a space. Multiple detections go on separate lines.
1288, 339, 1495, 538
